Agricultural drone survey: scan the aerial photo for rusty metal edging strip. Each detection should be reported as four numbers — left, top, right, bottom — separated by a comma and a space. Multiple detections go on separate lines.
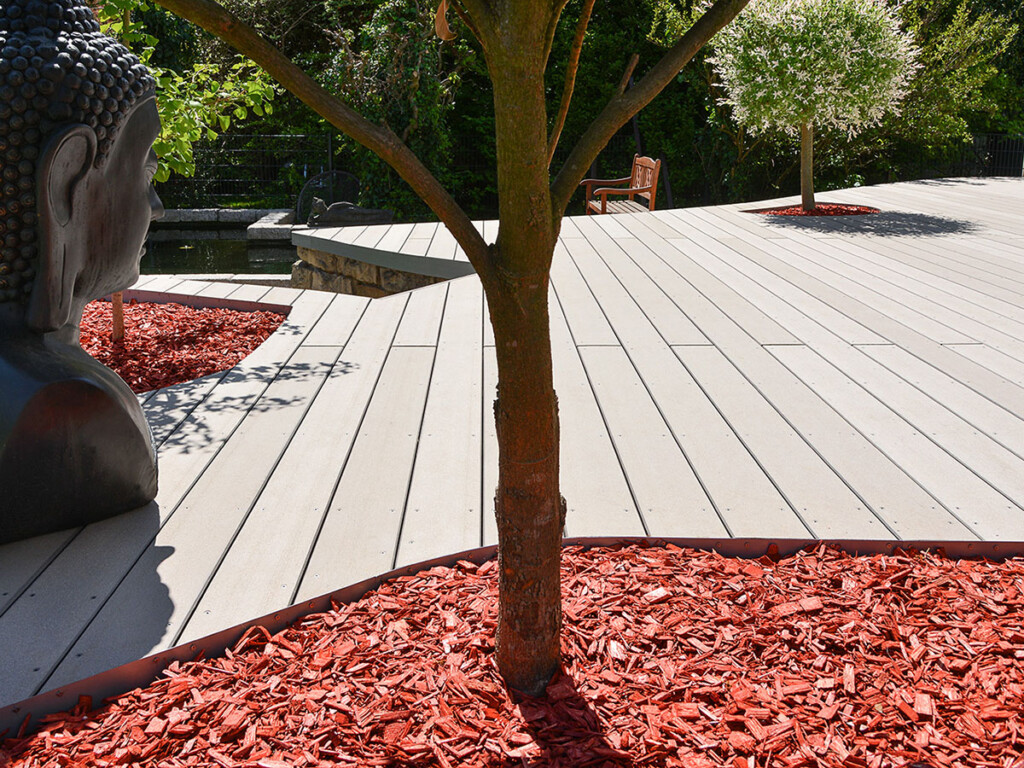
120, 289, 294, 317
2, 535, 1021, 736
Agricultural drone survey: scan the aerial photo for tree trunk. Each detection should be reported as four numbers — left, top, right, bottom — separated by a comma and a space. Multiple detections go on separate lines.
486, 44, 564, 698
800, 122, 815, 212
489, 280, 564, 696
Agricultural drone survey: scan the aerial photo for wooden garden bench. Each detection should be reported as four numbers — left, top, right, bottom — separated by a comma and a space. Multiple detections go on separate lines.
580, 154, 662, 215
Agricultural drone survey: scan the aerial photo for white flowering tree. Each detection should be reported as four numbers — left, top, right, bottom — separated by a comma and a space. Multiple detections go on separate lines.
711, 0, 918, 210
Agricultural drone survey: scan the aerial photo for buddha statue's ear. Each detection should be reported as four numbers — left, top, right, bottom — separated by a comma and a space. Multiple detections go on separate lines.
27, 124, 98, 332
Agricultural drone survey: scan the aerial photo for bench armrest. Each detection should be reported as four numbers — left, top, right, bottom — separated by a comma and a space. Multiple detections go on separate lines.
580, 176, 632, 189
593, 185, 653, 197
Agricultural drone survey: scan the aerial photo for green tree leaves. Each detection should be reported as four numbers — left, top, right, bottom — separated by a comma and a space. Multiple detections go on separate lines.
98, 0, 277, 181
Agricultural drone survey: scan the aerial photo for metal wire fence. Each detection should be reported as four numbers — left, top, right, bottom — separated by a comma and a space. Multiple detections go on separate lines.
157, 134, 334, 210
156, 131, 1020, 214
956, 133, 1024, 177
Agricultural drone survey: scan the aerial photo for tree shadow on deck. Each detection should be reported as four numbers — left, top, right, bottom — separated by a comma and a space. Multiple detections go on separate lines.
145, 359, 358, 456
762, 210, 979, 237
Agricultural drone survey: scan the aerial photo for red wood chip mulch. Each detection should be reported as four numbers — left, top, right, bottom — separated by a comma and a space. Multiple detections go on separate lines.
80, 301, 286, 394
757, 204, 880, 216
3, 544, 1023, 767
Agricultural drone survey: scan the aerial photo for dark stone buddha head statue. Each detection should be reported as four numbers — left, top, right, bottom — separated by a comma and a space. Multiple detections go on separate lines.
0, 0, 162, 544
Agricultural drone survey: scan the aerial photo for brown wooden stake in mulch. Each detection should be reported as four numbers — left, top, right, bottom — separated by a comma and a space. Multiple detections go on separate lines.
111, 292, 126, 344
3, 544, 1022, 767
80, 300, 286, 393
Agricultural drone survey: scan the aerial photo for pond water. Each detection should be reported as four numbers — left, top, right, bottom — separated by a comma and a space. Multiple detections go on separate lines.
141, 230, 296, 275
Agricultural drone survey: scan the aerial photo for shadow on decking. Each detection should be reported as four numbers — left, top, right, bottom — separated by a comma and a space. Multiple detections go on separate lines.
150, 360, 358, 456
0, 502, 173, 704
763, 211, 978, 237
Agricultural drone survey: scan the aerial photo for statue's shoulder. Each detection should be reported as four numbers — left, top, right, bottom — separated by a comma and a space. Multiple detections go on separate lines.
0, 362, 158, 543
0, 344, 152, 457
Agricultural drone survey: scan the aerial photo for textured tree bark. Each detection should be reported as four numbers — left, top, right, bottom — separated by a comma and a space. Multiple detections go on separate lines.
490, 281, 564, 696
801, 122, 815, 212
485, 35, 564, 697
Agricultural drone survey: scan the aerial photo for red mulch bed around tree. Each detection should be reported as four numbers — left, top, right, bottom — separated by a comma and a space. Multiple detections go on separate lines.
3, 544, 1022, 767
81, 300, 286, 394
756, 204, 880, 216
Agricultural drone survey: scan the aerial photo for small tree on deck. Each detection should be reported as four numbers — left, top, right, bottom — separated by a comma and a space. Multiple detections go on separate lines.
710, 0, 918, 210
152, 0, 750, 696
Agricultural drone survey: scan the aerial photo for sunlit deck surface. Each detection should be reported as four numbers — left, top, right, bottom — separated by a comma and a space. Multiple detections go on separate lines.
2, 177, 1023, 708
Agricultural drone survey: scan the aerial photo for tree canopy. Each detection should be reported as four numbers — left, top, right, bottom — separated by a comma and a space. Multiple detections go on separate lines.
710, 0, 918, 208
711, 0, 919, 137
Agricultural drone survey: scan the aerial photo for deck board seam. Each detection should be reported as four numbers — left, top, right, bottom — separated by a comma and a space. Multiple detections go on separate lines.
390, 286, 452, 571
289, 295, 417, 606
565, 227, 735, 537
581, 226, 817, 538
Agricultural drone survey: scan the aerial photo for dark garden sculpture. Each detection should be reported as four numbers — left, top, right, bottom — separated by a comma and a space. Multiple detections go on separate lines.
0, 0, 161, 544
306, 198, 393, 227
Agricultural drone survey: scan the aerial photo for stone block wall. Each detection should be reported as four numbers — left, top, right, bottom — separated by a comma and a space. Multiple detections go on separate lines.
291, 246, 447, 297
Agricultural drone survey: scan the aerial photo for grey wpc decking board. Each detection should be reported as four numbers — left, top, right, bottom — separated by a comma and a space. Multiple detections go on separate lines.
579, 345, 723, 537
678, 234, 1024, 479
194, 281, 240, 298
393, 282, 449, 347
684, 207, 979, 345
690, 216, 1024, 415
43, 345, 343, 694
675, 346, 890, 539
768, 345, 1024, 540
0, 530, 78, 615
727, 216, 1024, 354
396, 276, 484, 566
4, 178, 1024, 711
226, 283, 276, 303
295, 344, 435, 598
860, 345, 1024, 460
725, 210, 1024, 345
567, 220, 809, 537
845, 183, 1024, 237
823, 236, 1024, 329
618, 211, 976, 540
173, 296, 403, 644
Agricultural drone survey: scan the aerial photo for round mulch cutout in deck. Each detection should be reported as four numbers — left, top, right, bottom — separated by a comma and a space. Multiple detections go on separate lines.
3, 544, 1022, 767
754, 204, 880, 216
80, 300, 286, 394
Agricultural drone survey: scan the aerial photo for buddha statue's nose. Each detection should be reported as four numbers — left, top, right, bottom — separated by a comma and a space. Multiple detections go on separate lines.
150, 185, 165, 222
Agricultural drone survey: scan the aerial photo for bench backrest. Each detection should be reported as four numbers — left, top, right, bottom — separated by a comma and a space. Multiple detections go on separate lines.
630, 155, 662, 211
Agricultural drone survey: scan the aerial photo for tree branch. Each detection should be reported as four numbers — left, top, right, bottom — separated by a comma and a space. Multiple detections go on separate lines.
154, 0, 492, 278
448, 0, 484, 45
615, 53, 639, 95
449, 0, 498, 46
550, 0, 751, 219
546, 0, 596, 166
542, 0, 570, 66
